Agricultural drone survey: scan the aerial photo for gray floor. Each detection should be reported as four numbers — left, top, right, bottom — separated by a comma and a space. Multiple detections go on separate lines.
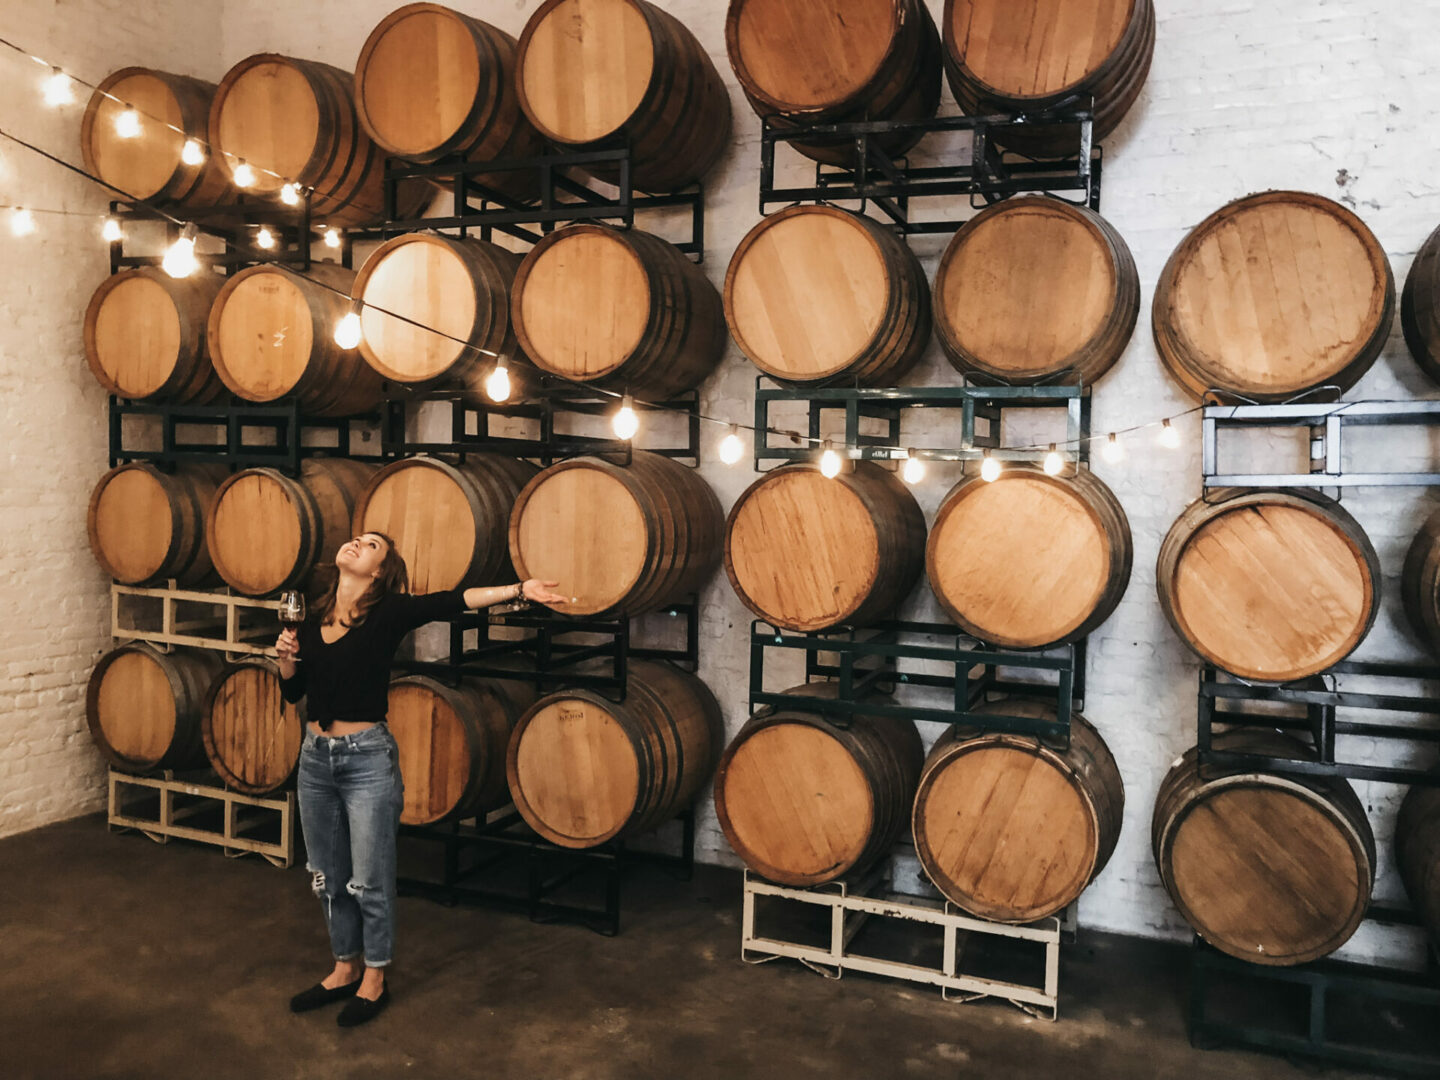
0, 815, 1398, 1080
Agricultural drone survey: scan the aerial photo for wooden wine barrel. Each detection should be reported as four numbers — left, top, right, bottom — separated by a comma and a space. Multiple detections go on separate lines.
207, 263, 382, 418
353, 455, 538, 594
506, 661, 722, 848
724, 205, 931, 387
927, 466, 1131, 648
511, 224, 724, 398
912, 700, 1124, 923
942, 0, 1156, 158
86, 644, 224, 773
515, 0, 731, 192
1153, 731, 1376, 966
933, 197, 1139, 385
725, 0, 942, 166
1153, 192, 1394, 402
1396, 780, 1440, 952
1402, 507, 1440, 658
206, 458, 376, 597
352, 233, 527, 392
714, 683, 923, 886
208, 53, 431, 227
1400, 221, 1440, 386
509, 451, 723, 616
354, 3, 543, 203
81, 67, 235, 209
389, 675, 536, 825
1157, 489, 1380, 683
725, 461, 925, 632
88, 463, 227, 587
201, 658, 302, 795
84, 268, 225, 404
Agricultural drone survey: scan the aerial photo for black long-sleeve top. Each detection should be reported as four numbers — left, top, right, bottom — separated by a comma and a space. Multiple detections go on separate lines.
278, 588, 467, 730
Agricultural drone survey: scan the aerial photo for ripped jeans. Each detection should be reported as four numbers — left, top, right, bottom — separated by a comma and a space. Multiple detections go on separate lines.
296, 724, 403, 968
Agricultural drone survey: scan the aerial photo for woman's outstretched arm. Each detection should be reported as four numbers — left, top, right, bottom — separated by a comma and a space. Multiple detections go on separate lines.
462, 579, 570, 611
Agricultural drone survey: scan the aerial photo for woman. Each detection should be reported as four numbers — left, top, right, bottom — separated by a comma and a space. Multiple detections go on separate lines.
274, 531, 567, 1027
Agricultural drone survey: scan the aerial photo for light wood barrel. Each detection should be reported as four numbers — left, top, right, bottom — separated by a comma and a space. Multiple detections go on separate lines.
354, 3, 543, 203
509, 451, 723, 617
912, 700, 1124, 923
1153, 192, 1394, 402
942, 0, 1156, 158
725, 461, 925, 632
506, 661, 722, 848
515, 0, 731, 191
1157, 489, 1380, 683
353, 455, 538, 594
927, 466, 1131, 649
725, 0, 942, 166
88, 463, 227, 587
84, 268, 225, 404
81, 67, 235, 209
714, 683, 923, 886
201, 658, 302, 794
724, 206, 931, 387
86, 644, 224, 773
1402, 507, 1440, 658
934, 197, 1138, 385
209, 53, 430, 227
1153, 731, 1376, 966
353, 233, 526, 392
207, 263, 382, 418
1396, 781, 1440, 952
1400, 221, 1440, 386
389, 675, 537, 825
511, 224, 724, 399
206, 458, 376, 597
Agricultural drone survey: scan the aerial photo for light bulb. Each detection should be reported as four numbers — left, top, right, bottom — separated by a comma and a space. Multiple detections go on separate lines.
280, 182, 301, 206
901, 450, 925, 485
612, 395, 639, 440
1101, 433, 1123, 464
9, 208, 35, 237
718, 426, 744, 466
181, 139, 205, 166
819, 442, 842, 479
334, 306, 363, 349
114, 106, 141, 138
101, 216, 123, 243
1158, 418, 1181, 449
980, 452, 1002, 483
232, 160, 256, 188
255, 226, 276, 250
1043, 445, 1064, 476
484, 360, 511, 403
323, 227, 341, 249
43, 69, 73, 107
161, 225, 199, 278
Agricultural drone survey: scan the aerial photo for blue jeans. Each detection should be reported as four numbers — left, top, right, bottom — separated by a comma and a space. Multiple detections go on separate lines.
297, 724, 403, 968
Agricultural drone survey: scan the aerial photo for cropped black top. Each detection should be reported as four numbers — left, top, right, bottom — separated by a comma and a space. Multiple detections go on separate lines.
278, 588, 467, 730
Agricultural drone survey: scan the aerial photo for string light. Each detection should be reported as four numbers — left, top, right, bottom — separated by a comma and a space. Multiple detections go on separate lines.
42, 68, 72, 106
1043, 444, 1064, 476
484, 358, 511, 403
323, 227, 341, 249
980, 451, 1002, 483
718, 425, 744, 466
901, 449, 925, 485
333, 300, 363, 349
180, 139, 205, 166
255, 225, 276, 250
161, 223, 199, 277
280, 182, 301, 206
232, 160, 256, 188
114, 106, 141, 138
101, 216, 122, 242
9, 207, 35, 236
1158, 418, 1181, 448
1102, 432, 1123, 463
612, 394, 639, 440
819, 441, 842, 479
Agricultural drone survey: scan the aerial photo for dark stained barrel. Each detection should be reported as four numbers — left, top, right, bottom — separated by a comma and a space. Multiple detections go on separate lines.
1396, 780, 1440, 953
1402, 507, 1440, 658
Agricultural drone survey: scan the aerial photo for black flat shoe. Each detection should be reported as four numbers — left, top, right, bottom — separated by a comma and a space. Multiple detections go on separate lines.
337, 986, 390, 1028
289, 977, 362, 1013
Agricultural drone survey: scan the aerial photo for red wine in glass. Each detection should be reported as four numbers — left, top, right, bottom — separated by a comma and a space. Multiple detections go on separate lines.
278, 590, 306, 633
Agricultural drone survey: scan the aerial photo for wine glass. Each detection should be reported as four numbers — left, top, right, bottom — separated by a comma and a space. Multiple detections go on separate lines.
277, 590, 306, 633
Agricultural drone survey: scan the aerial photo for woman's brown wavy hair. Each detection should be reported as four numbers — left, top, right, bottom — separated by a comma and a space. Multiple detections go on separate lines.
309, 532, 408, 628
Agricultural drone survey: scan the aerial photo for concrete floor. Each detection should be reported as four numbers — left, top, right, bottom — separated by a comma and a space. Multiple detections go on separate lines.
0, 815, 1398, 1080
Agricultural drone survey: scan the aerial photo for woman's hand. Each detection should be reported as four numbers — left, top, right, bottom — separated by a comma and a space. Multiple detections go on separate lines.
275, 628, 300, 678
522, 579, 571, 605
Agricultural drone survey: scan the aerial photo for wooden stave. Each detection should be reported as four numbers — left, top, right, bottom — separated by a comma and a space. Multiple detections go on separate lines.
1156, 488, 1381, 683
926, 465, 1133, 649
207, 262, 383, 418
713, 682, 923, 886
1396, 780, 1440, 952
1400, 220, 1440, 385
1152, 730, 1376, 966
86, 644, 225, 773
514, 0, 731, 192
1401, 506, 1440, 657
725, 0, 942, 167
87, 462, 227, 587
932, 197, 1140, 386
1152, 191, 1395, 402
723, 460, 927, 633
723, 204, 932, 387
505, 659, 722, 847
510, 224, 725, 399
201, 657, 302, 794
83, 268, 226, 404
911, 700, 1124, 923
